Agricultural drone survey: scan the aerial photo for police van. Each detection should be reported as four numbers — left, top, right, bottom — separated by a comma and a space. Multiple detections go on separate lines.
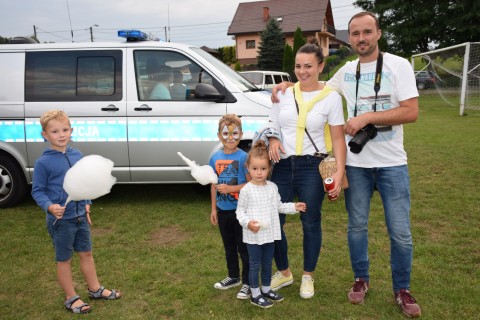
0, 30, 271, 207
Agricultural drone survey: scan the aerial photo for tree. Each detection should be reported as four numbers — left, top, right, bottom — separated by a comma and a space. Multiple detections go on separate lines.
216, 47, 225, 62
353, 0, 480, 56
257, 18, 284, 71
282, 43, 294, 73
282, 43, 295, 81
223, 46, 233, 64
234, 61, 242, 71
292, 27, 306, 58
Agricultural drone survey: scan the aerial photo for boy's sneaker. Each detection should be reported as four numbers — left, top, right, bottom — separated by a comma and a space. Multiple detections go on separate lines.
270, 271, 293, 291
348, 278, 369, 304
213, 277, 241, 290
250, 295, 273, 309
262, 289, 284, 302
299, 275, 314, 299
395, 289, 421, 318
236, 284, 251, 300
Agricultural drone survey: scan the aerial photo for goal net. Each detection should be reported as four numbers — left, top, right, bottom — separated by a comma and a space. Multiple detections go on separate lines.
411, 42, 480, 115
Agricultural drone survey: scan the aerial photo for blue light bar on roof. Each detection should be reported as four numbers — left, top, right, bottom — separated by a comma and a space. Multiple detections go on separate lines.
118, 30, 148, 41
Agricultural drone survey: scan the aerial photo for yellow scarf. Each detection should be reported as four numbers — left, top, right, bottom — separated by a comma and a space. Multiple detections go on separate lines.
293, 82, 334, 155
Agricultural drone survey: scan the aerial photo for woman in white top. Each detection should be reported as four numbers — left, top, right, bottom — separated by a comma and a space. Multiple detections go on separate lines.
236, 140, 306, 308
267, 38, 347, 299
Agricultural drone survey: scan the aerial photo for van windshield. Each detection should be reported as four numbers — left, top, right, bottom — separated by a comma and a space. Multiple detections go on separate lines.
190, 47, 260, 92
239, 72, 262, 86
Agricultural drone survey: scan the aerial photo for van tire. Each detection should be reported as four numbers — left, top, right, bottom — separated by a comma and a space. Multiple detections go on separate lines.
0, 154, 28, 208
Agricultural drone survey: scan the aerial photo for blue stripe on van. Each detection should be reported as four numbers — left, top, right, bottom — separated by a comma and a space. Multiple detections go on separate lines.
128, 119, 218, 141
1, 119, 266, 143
0, 121, 25, 142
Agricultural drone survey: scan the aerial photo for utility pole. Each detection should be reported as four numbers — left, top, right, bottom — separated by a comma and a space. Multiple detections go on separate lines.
89, 24, 99, 42
33, 25, 37, 39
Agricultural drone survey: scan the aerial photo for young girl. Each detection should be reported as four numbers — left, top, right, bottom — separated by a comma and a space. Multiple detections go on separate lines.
236, 140, 306, 308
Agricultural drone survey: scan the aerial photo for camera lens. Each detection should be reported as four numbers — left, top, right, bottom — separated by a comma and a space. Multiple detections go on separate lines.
348, 131, 370, 153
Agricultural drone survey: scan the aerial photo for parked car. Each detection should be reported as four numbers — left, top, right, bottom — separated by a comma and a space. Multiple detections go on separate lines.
0, 30, 271, 207
415, 71, 441, 90
239, 71, 291, 92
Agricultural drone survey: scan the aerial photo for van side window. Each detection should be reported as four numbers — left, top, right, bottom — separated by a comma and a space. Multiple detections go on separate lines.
134, 50, 214, 101
265, 75, 274, 85
25, 50, 122, 102
77, 57, 116, 96
273, 74, 283, 84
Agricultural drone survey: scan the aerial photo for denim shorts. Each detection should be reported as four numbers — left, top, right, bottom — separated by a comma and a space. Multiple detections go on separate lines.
46, 215, 92, 262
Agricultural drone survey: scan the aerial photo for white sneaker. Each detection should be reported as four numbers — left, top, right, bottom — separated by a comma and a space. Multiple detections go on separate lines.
300, 275, 314, 299
236, 284, 251, 300
213, 277, 241, 290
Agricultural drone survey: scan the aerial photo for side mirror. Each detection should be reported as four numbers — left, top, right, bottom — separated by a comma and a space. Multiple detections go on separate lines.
194, 83, 225, 102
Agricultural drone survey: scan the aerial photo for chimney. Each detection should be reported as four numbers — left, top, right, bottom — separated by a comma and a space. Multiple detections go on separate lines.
263, 7, 270, 22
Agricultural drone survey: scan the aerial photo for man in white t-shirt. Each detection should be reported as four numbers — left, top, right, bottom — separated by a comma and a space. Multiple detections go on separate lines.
272, 11, 421, 318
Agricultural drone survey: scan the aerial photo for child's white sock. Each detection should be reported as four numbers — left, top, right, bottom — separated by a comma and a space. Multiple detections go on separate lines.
261, 285, 271, 293
251, 287, 261, 298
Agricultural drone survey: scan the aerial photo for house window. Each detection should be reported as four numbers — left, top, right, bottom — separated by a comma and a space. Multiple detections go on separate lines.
246, 40, 256, 49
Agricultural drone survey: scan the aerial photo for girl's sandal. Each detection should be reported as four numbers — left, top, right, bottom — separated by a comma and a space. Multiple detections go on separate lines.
64, 295, 91, 314
88, 285, 122, 300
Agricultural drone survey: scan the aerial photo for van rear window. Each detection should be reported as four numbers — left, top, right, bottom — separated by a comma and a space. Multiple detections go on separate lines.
25, 50, 122, 101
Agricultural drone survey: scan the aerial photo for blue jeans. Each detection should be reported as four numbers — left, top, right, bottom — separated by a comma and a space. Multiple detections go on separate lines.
247, 242, 275, 289
271, 155, 325, 272
345, 165, 413, 292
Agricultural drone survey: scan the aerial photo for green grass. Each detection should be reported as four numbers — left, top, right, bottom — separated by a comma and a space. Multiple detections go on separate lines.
1, 93, 479, 319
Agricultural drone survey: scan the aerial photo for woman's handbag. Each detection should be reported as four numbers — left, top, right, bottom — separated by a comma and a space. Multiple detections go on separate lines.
319, 154, 349, 189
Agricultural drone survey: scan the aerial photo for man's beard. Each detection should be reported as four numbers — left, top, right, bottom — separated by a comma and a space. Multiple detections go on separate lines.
355, 41, 378, 57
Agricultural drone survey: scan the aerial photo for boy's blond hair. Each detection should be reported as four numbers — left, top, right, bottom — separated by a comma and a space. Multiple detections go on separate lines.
218, 114, 242, 132
40, 110, 71, 131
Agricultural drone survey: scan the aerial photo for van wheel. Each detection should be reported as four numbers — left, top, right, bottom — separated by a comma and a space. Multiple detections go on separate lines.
0, 154, 27, 208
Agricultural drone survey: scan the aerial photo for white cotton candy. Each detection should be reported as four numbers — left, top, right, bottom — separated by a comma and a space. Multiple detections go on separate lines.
177, 152, 218, 185
258, 221, 271, 229
63, 155, 116, 205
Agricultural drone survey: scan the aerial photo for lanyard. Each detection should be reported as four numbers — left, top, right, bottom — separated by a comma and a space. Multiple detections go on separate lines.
354, 51, 383, 117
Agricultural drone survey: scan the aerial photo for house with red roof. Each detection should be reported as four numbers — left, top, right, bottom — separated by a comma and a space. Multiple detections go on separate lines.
227, 0, 337, 66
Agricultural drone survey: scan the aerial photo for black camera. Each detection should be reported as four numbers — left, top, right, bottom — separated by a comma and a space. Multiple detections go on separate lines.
348, 124, 378, 154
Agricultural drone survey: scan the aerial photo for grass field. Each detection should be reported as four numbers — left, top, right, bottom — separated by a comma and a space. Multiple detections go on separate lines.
1, 93, 479, 319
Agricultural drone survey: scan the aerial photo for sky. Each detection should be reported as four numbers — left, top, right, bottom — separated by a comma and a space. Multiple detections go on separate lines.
0, 0, 361, 48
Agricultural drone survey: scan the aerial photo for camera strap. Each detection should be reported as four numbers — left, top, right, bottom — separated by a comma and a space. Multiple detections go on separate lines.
354, 51, 383, 117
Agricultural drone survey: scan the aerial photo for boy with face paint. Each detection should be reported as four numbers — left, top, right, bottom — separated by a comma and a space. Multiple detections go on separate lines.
208, 114, 251, 300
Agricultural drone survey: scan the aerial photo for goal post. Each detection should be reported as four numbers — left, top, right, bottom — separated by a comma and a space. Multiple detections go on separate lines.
411, 42, 480, 116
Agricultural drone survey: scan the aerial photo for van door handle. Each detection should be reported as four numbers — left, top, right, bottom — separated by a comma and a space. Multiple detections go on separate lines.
101, 104, 119, 111
134, 104, 153, 111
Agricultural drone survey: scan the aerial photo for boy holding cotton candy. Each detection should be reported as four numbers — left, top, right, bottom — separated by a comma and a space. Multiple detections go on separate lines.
208, 114, 251, 299
31, 110, 121, 314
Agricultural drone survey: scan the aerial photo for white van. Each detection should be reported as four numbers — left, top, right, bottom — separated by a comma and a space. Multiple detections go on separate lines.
0, 30, 271, 207
239, 71, 292, 91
